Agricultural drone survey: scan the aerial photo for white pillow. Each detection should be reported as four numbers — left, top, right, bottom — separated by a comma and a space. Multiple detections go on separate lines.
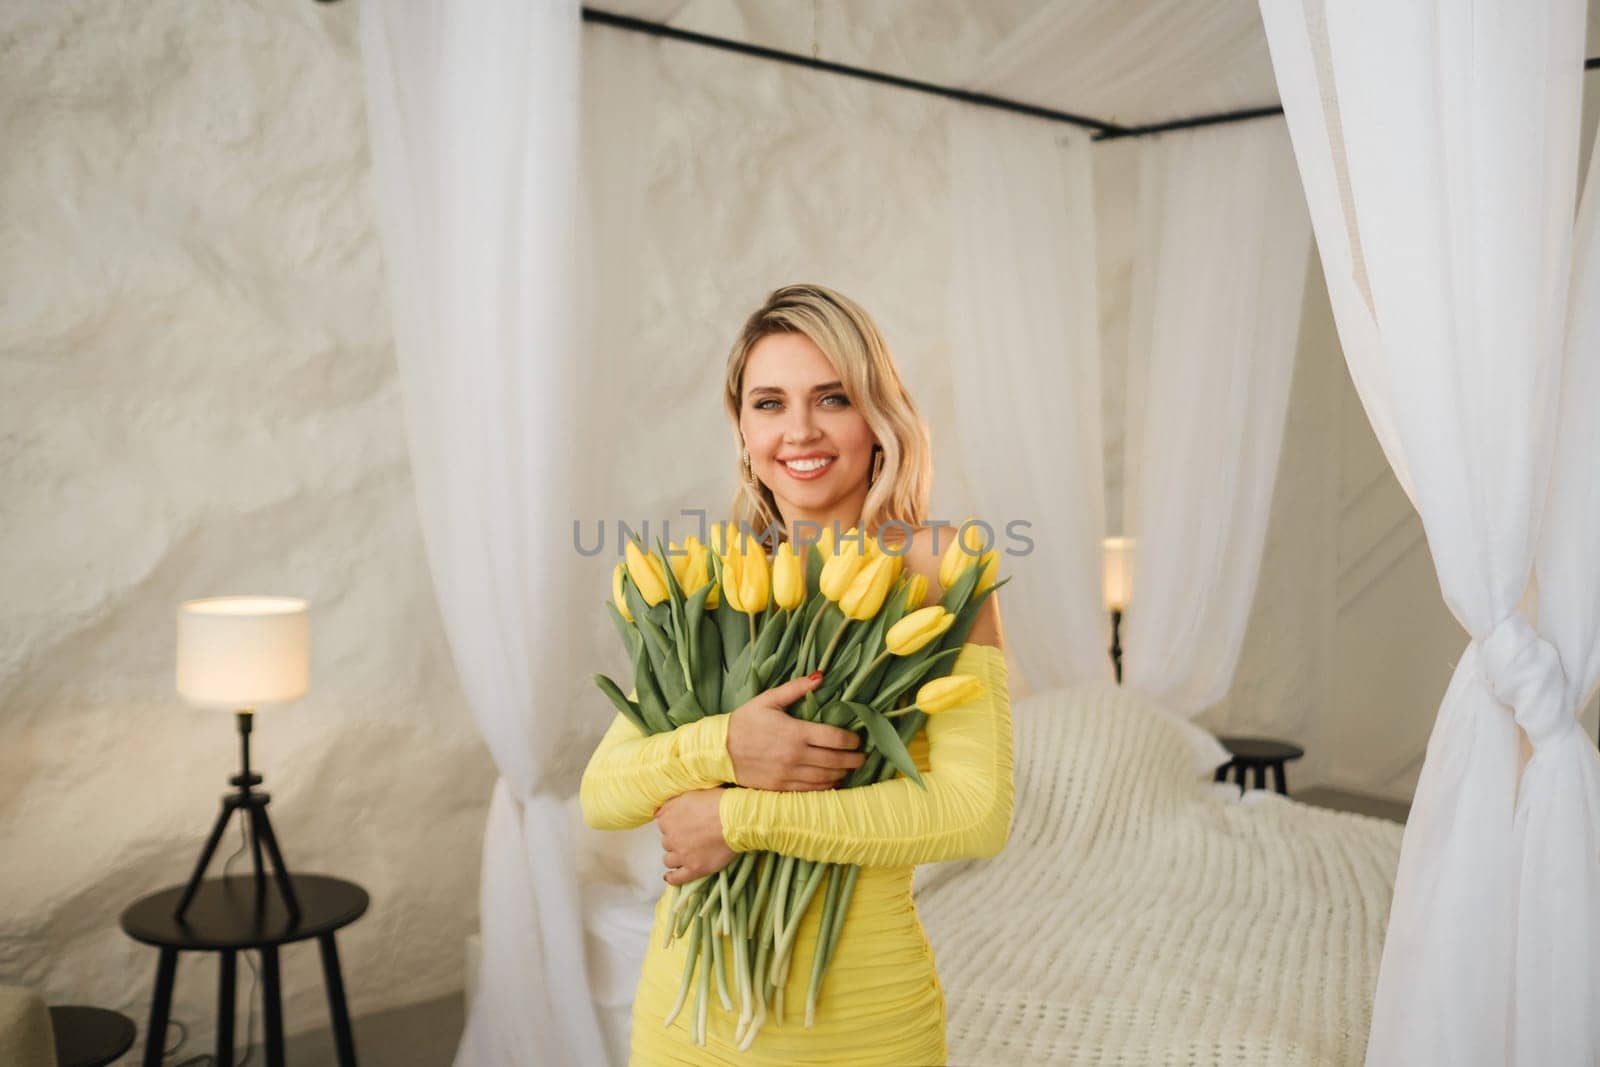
1151, 707, 1233, 779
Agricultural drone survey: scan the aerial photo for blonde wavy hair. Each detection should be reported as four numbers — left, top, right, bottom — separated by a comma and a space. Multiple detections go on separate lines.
723, 283, 932, 547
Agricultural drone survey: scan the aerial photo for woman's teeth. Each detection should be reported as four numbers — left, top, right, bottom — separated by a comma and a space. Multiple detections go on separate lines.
784, 457, 834, 474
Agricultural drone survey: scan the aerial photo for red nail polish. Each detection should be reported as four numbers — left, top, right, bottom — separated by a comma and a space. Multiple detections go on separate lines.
810, 671, 823, 683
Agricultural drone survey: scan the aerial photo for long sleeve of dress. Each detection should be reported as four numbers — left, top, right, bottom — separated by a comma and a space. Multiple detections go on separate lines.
579, 705, 738, 832
717, 641, 1013, 868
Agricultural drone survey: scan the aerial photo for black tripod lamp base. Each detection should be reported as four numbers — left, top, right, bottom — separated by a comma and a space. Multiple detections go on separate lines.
173, 711, 302, 924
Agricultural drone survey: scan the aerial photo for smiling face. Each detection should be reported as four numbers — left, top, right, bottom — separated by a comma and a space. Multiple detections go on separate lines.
738, 331, 878, 537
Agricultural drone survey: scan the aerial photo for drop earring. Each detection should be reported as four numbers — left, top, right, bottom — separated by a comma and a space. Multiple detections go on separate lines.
869, 445, 884, 485
742, 448, 759, 487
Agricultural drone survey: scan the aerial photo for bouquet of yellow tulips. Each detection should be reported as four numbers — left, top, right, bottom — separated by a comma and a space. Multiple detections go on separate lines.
593, 521, 1006, 1050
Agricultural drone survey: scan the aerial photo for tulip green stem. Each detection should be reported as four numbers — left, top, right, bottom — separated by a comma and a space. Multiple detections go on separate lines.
806, 863, 844, 1028
845, 701, 920, 731
798, 602, 827, 673
663, 910, 704, 1029
840, 649, 891, 702
817, 615, 850, 673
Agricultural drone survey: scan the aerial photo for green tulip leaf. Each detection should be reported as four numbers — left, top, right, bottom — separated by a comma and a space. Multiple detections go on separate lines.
695, 614, 722, 714
621, 577, 655, 640
873, 647, 962, 711
684, 581, 712, 620
805, 542, 825, 592
725, 637, 755, 691
604, 601, 640, 661
849, 700, 925, 789
817, 644, 861, 705
709, 554, 748, 664
813, 606, 844, 668
751, 609, 786, 670
630, 639, 671, 733
757, 651, 782, 689
937, 558, 983, 618
654, 535, 687, 614
935, 574, 1014, 657
665, 685, 705, 727
771, 608, 805, 673
682, 583, 712, 679
634, 610, 686, 704
592, 673, 648, 735
814, 699, 846, 728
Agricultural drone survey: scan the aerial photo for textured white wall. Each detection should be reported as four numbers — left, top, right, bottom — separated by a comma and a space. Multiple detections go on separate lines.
0, 0, 494, 1053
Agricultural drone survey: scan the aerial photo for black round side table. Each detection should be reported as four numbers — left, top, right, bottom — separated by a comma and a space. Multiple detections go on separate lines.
120, 873, 368, 1067
1215, 736, 1305, 795
49, 1005, 136, 1067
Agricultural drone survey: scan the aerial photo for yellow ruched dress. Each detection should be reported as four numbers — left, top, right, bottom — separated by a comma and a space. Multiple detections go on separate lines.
579, 641, 1014, 1067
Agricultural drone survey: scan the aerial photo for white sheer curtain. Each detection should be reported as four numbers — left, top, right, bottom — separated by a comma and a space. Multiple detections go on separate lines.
359, 2, 608, 1064
1119, 121, 1309, 715
1260, 0, 1600, 1062
945, 106, 1111, 695
1527, 129, 1600, 1065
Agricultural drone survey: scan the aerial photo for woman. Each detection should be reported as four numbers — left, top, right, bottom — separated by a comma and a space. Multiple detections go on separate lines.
580, 283, 1014, 1065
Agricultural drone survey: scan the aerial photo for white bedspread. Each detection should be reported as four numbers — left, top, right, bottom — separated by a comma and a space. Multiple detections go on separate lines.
914, 682, 1403, 1067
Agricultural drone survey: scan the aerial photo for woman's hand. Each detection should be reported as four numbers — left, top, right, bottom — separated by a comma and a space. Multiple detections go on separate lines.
726, 671, 867, 791
656, 788, 736, 886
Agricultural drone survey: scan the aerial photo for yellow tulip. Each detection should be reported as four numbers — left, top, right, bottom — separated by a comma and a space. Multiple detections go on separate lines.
734, 525, 765, 557
742, 549, 771, 613
839, 525, 870, 557
611, 562, 634, 623
814, 525, 837, 559
711, 522, 755, 558
938, 522, 992, 589
819, 538, 867, 602
885, 605, 955, 656
720, 553, 742, 610
914, 674, 985, 715
720, 541, 744, 610
723, 540, 771, 614
901, 573, 929, 612
772, 542, 805, 610
878, 546, 904, 585
840, 554, 897, 621
666, 537, 695, 590
679, 538, 716, 605
625, 540, 668, 606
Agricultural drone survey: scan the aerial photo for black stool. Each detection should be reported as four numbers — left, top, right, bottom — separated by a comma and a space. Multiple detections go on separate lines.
120, 873, 367, 1067
1215, 736, 1305, 795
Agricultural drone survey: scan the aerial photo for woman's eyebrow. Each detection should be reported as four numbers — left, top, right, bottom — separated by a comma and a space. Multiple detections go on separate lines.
746, 380, 844, 399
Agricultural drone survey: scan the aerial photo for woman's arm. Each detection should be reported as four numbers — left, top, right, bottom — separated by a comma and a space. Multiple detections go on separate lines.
579, 707, 737, 832
715, 640, 1014, 868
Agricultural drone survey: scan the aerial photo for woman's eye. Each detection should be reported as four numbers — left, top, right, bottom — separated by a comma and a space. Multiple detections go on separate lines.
753, 394, 847, 411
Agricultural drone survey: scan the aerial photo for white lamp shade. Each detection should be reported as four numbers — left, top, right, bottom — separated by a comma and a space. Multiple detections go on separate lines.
176, 596, 310, 709
1103, 537, 1134, 612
